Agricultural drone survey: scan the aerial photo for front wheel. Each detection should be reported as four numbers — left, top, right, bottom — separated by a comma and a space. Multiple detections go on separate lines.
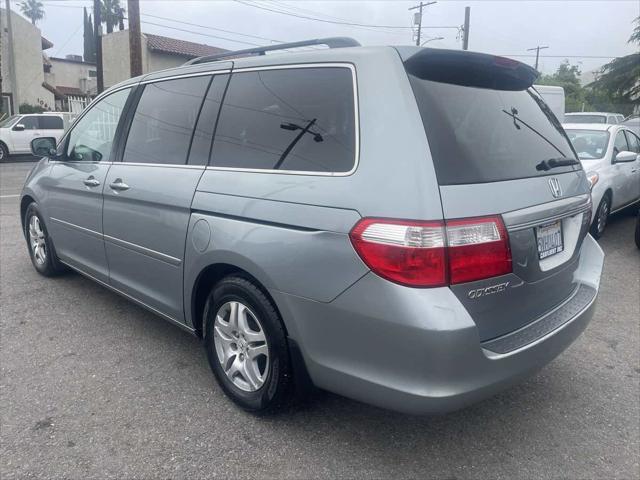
635, 211, 640, 249
203, 275, 293, 413
24, 203, 67, 276
591, 195, 610, 239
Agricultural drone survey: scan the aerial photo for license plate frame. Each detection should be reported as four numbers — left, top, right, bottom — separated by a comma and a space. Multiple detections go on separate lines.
536, 220, 564, 260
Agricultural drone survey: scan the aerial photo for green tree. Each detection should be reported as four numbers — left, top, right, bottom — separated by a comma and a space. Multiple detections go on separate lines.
537, 60, 587, 112
590, 16, 640, 110
18, 0, 45, 25
101, 0, 126, 34
84, 7, 96, 63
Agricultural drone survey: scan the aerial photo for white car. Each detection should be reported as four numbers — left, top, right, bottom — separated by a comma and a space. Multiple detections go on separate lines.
565, 112, 625, 125
564, 123, 640, 237
0, 112, 74, 160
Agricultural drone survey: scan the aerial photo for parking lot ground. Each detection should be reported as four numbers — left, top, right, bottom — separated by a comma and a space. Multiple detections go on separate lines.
1, 161, 639, 479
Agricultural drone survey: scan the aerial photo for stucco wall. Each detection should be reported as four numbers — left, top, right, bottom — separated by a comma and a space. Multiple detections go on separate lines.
1, 8, 54, 112
102, 31, 193, 88
48, 58, 97, 93
147, 51, 187, 73
102, 30, 150, 88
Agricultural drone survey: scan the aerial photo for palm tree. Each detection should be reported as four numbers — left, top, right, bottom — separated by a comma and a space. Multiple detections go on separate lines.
101, 0, 126, 34
18, 0, 45, 25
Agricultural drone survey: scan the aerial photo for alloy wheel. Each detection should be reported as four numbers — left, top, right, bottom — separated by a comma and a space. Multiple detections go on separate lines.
597, 201, 609, 235
213, 301, 269, 392
28, 215, 47, 265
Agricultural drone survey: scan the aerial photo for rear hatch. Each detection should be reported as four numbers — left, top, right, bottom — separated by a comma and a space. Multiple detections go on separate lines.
403, 48, 592, 341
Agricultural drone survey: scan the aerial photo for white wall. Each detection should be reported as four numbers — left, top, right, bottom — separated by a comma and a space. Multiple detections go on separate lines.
0, 8, 54, 112
102, 30, 191, 88
47, 58, 97, 94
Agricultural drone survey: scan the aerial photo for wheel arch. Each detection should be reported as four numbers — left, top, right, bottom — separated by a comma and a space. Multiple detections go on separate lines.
189, 262, 286, 339
20, 194, 36, 234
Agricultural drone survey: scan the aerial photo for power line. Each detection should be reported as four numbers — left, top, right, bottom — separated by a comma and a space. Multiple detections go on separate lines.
141, 13, 284, 44
234, 0, 459, 30
263, 0, 405, 36
504, 54, 618, 59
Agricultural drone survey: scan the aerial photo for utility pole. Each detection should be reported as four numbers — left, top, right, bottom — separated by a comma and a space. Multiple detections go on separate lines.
462, 6, 471, 50
409, 1, 437, 47
5, 0, 20, 113
128, 0, 143, 77
94, 0, 104, 93
527, 45, 549, 71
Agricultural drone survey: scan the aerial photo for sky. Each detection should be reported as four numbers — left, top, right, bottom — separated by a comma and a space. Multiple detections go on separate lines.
8, 0, 640, 76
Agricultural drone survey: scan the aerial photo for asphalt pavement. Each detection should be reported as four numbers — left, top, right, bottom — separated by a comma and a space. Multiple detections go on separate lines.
1, 161, 639, 479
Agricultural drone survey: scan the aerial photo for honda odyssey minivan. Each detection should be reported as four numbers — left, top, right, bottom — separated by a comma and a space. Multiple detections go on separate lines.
21, 38, 604, 414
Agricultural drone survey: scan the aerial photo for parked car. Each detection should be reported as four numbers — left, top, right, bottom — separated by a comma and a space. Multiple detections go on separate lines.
564, 112, 625, 125
623, 114, 640, 136
636, 209, 640, 249
0, 112, 76, 160
21, 39, 604, 415
564, 123, 640, 237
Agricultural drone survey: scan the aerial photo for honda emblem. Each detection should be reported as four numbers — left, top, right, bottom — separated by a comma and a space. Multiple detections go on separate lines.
548, 177, 562, 198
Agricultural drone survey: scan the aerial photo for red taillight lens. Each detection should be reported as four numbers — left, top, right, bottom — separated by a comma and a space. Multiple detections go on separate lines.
349, 218, 447, 287
350, 215, 512, 287
446, 216, 512, 284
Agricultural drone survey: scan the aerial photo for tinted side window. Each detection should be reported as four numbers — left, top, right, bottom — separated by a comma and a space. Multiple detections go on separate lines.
123, 76, 211, 165
212, 67, 355, 173
614, 131, 629, 153
20, 116, 40, 129
188, 74, 229, 166
66, 88, 131, 162
39, 116, 63, 129
625, 131, 640, 153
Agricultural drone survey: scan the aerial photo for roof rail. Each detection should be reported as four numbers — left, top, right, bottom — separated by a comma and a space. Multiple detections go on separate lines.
183, 37, 360, 66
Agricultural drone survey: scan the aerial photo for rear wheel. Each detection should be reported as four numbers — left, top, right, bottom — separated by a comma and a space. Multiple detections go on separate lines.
591, 195, 610, 239
203, 275, 293, 413
635, 210, 640, 249
24, 203, 67, 276
0, 142, 8, 161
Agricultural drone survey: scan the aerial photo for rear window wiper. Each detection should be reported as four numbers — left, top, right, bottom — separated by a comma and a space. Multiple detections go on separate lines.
535, 157, 581, 171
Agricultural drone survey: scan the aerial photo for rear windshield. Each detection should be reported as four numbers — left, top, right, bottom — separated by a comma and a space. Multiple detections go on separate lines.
408, 76, 580, 185
565, 114, 606, 124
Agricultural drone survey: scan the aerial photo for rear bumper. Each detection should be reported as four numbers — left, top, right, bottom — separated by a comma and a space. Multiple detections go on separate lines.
272, 234, 604, 415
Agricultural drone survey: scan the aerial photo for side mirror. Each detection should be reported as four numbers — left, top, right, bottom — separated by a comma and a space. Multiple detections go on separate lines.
614, 150, 638, 163
13, 123, 25, 131
31, 137, 57, 157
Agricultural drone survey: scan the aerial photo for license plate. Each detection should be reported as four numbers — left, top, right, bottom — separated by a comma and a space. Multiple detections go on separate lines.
536, 220, 564, 259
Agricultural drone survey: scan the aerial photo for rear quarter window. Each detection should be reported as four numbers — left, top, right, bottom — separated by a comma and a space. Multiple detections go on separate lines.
211, 67, 356, 173
408, 76, 579, 185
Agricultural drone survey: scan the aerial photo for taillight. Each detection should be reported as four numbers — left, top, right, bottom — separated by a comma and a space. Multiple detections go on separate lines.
349, 216, 512, 287
446, 216, 512, 284
349, 219, 447, 287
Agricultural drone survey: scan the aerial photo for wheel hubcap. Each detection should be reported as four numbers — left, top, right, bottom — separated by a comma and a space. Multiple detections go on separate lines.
28, 215, 47, 265
597, 202, 609, 234
213, 301, 269, 392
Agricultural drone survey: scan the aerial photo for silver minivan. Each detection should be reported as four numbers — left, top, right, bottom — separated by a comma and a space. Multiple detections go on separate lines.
21, 39, 604, 414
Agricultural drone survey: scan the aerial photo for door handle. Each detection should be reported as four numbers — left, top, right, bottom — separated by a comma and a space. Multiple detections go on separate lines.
109, 179, 130, 191
83, 176, 100, 187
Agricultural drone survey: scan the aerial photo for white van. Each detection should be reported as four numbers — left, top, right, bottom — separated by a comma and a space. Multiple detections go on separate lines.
0, 112, 76, 160
533, 85, 565, 123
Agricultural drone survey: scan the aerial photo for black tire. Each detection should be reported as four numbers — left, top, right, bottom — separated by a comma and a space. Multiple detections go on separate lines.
24, 203, 67, 276
0, 142, 8, 161
635, 211, 640, 249
590, 195, 611, 239
203, 275, 293, 413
